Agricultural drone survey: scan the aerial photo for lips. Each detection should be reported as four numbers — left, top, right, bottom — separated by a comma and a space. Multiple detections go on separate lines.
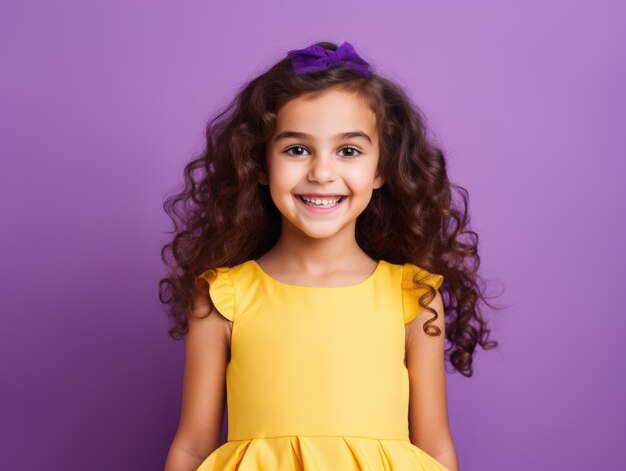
296, 194, 346, 198
295, 193, 347, 212
297, 195, 347, 204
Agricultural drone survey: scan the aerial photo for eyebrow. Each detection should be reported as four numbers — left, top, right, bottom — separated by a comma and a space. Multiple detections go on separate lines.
273, 130, 372, 144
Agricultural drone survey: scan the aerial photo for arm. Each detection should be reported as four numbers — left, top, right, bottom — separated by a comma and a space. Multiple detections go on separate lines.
405, 290, 460, 471
164, 292, 232, 471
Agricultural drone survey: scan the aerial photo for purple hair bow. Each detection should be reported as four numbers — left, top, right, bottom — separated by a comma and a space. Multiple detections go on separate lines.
287, 41, 371, 77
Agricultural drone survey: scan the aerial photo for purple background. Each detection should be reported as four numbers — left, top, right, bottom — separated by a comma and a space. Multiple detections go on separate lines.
2, 1, 623, 470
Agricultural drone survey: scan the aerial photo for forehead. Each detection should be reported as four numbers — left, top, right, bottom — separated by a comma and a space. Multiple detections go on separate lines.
273, 88, 377, 142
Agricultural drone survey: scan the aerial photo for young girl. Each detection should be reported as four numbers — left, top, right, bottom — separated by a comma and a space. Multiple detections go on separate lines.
161, 40, 497, 471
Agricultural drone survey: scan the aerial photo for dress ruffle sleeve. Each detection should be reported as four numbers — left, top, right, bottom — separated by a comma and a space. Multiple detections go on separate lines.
401, 263, 444, 324
194, 267, 235, 322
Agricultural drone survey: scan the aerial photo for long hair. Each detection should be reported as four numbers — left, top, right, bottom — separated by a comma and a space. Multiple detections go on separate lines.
159, 41, 499, 377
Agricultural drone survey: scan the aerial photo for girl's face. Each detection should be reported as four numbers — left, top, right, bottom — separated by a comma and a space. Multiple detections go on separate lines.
261, 87, 384, 241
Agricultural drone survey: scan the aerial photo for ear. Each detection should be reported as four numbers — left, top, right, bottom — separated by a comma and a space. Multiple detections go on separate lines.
258, 170, 269, 185
373, 172, 384, 190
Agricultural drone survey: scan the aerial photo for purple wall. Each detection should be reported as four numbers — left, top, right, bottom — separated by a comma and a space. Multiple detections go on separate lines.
2, 1, 623, 469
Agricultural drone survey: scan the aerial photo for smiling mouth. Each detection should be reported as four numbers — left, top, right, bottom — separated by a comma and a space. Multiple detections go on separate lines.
296, 195, 347, 208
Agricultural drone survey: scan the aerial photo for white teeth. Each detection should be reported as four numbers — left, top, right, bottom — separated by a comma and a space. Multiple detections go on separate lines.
300, 196, 343, 207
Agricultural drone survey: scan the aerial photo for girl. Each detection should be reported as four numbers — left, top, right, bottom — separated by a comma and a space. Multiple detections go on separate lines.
161, 41, 497, 471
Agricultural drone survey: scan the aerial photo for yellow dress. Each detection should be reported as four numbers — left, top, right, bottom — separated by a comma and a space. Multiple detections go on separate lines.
193, 259, 448, 471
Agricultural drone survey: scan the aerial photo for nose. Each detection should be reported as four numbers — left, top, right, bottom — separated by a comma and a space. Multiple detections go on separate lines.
307, 152, 336, 183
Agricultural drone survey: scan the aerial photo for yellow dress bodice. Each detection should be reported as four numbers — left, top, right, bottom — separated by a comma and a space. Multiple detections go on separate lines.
193, 259, 448, 470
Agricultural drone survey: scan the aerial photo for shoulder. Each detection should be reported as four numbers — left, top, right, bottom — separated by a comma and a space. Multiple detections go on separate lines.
195, 261, 249, 287
194, 262, 250, 324
399, 262, 445, 325
189, 289, 232, 344
401, 262, 444, 290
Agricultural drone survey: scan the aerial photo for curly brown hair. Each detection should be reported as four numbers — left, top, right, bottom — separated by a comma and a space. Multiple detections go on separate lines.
159, 41, 499, 377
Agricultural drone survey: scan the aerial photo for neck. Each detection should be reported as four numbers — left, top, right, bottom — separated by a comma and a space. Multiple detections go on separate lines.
268, 218, 371, 273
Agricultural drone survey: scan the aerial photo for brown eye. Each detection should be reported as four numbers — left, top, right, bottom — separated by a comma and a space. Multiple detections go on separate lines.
339, 146, 362, 158
285, 146, 310, 157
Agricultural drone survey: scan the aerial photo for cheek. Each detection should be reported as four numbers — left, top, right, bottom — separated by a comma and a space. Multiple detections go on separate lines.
268, 167, 290, 190
348, 168, 378, 191
267, 166, 298, 204
268, 162, 300, 187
